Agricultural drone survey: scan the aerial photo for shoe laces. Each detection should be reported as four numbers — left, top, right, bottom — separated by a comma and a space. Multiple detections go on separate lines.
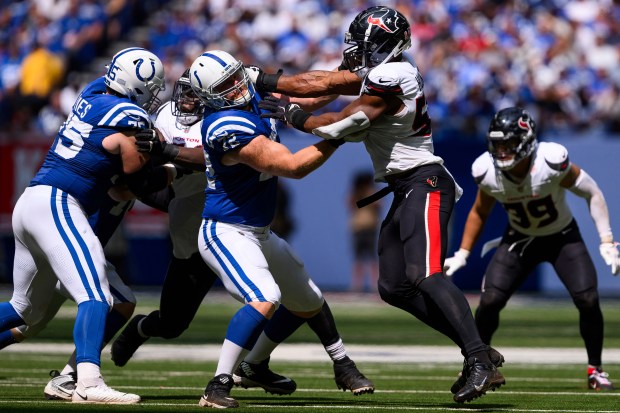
590, 369, 611, 384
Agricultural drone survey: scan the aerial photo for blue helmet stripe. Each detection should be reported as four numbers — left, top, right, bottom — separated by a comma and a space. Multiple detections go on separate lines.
109, 47, 145, 69
202, 52, 228, 67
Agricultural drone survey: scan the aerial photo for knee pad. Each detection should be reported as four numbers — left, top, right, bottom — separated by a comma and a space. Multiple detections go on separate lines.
572, 288, 599, 310
478, 289, 508, 312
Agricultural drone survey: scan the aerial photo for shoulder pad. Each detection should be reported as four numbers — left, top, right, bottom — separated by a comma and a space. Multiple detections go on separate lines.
541, 142, 570, 172
363, 67, 402, 96
154, 101, 172, 120
472, 153, 493, 184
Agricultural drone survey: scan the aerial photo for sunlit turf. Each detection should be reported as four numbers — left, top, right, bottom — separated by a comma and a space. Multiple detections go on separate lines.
1, 356, 619, 412
1, 289, 619, 411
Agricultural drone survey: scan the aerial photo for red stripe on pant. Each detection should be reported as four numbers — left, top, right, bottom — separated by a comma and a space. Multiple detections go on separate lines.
426, 191, 442, 276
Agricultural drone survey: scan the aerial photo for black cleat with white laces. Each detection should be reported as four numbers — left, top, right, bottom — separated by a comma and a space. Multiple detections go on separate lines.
199, 374, 239, 408
233, 358, 296, 395
333, 358, 375, 395
450, 346, 505, 394
111, 314, 149, 367
453, 359, 505, 403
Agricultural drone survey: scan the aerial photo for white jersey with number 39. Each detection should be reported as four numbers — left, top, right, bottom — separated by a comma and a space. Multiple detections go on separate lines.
473, 141, 574, 236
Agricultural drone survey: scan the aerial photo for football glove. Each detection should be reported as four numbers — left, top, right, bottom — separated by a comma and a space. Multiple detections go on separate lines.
259, 96, 311, 130
135, 128, 179, 161
599, 242, 620, 275
244, 65, 282, 92
443, 248, 470, 276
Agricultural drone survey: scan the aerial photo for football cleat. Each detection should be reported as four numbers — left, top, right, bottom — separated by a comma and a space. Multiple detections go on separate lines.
199, 374, 239, 408
71, 382, 140, 404
44, 370, 77, 401
233, 358, 296, 395
588, 367, 614, 390
453, 359, 505, 403
111, 314, 149, 367
450, 346, 504, 394
333, 358, 375, 395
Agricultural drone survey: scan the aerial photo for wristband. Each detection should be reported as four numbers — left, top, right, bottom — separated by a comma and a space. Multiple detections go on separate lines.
162, 143, 180, 161
289, 110, 311, 130
260, 69, 283, 92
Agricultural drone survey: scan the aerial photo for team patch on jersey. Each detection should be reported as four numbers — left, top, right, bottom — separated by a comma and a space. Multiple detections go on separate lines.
426, 176, 438, 187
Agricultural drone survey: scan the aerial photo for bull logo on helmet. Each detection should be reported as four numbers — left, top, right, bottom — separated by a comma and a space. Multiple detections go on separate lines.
367, 12, 396, 33
517, 117, 530, 131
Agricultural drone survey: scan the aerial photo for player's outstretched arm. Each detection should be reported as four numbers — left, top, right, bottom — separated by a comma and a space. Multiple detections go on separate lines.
565, 164, 620, 274
223, 135, 340, 180
247, 65, 361, 97
444, 189, 496, 276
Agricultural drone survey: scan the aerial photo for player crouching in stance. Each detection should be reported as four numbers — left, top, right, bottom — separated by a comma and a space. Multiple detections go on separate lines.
444, 107, 620, 391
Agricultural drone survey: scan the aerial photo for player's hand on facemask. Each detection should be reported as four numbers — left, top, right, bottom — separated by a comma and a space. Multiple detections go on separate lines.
599, 242, 620, 275
244, 66, 282, 92
443, 248, 470, 276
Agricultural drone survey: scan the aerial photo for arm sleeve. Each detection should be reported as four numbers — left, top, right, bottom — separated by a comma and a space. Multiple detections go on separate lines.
568, 169, 613, 242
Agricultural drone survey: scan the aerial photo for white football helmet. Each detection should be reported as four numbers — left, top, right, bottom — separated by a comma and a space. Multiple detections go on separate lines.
189, 50, 254, 110
104, 47, 165, 112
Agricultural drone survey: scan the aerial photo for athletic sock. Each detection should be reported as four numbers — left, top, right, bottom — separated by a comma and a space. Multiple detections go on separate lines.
0, 330, 17, 349
215, 305, 268, 375
245, 305, 306, 364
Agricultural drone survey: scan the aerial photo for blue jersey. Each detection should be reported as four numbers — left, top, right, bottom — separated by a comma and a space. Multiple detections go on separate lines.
30, 78, 150, 215
201, 96, 279, 227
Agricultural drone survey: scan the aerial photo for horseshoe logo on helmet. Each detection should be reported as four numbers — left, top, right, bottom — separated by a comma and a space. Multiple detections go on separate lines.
134, 58, 156, 82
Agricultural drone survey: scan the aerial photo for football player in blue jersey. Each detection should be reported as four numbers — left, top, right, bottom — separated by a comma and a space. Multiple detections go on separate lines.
177, 49, 347, 409
0, 194, 138, 401
0, 47, 165, 404
111, 69, 374, 399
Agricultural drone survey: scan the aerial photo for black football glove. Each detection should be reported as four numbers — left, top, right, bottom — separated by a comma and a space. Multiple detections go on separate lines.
244, 65, 283, 92
258, 96, 311, 130
135, 128, 179, 161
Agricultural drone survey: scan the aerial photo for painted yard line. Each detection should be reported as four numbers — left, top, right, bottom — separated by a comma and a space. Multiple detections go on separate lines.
0, 400, 617, 413
0, 372, 591, 384
5, 343, 620, 364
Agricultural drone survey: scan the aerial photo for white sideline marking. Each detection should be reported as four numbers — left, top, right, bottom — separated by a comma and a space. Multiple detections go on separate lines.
5, 343, 620, 364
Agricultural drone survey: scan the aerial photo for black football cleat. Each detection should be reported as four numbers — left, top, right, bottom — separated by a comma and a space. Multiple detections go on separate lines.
111, 314, 149, 367
233, 358, 296, 395
333, 358, 375, 395
453, 359, 505, 403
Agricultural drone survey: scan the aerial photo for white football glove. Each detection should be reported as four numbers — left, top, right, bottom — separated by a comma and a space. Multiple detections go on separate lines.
443, 248, 470, 276
599, 242, 620, 275
244, 65, 261, 85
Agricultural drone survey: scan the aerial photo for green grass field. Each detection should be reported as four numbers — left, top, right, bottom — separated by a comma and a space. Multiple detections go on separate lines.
1, 288, 619, 412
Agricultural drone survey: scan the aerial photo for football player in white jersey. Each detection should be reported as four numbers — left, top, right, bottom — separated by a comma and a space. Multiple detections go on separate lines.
255, 6, 505, 403
443, 107, 620, 391
109, 69, 221, 366
111, 69, 374, 400
0, 47, 165, 404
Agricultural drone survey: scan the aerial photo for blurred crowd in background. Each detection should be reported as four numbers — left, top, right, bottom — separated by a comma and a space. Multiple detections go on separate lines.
2, 0, 620, 142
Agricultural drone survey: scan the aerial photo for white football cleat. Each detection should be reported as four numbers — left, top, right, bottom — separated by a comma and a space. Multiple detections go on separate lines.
44, 370, 76, 400
71, 382, 140, 404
